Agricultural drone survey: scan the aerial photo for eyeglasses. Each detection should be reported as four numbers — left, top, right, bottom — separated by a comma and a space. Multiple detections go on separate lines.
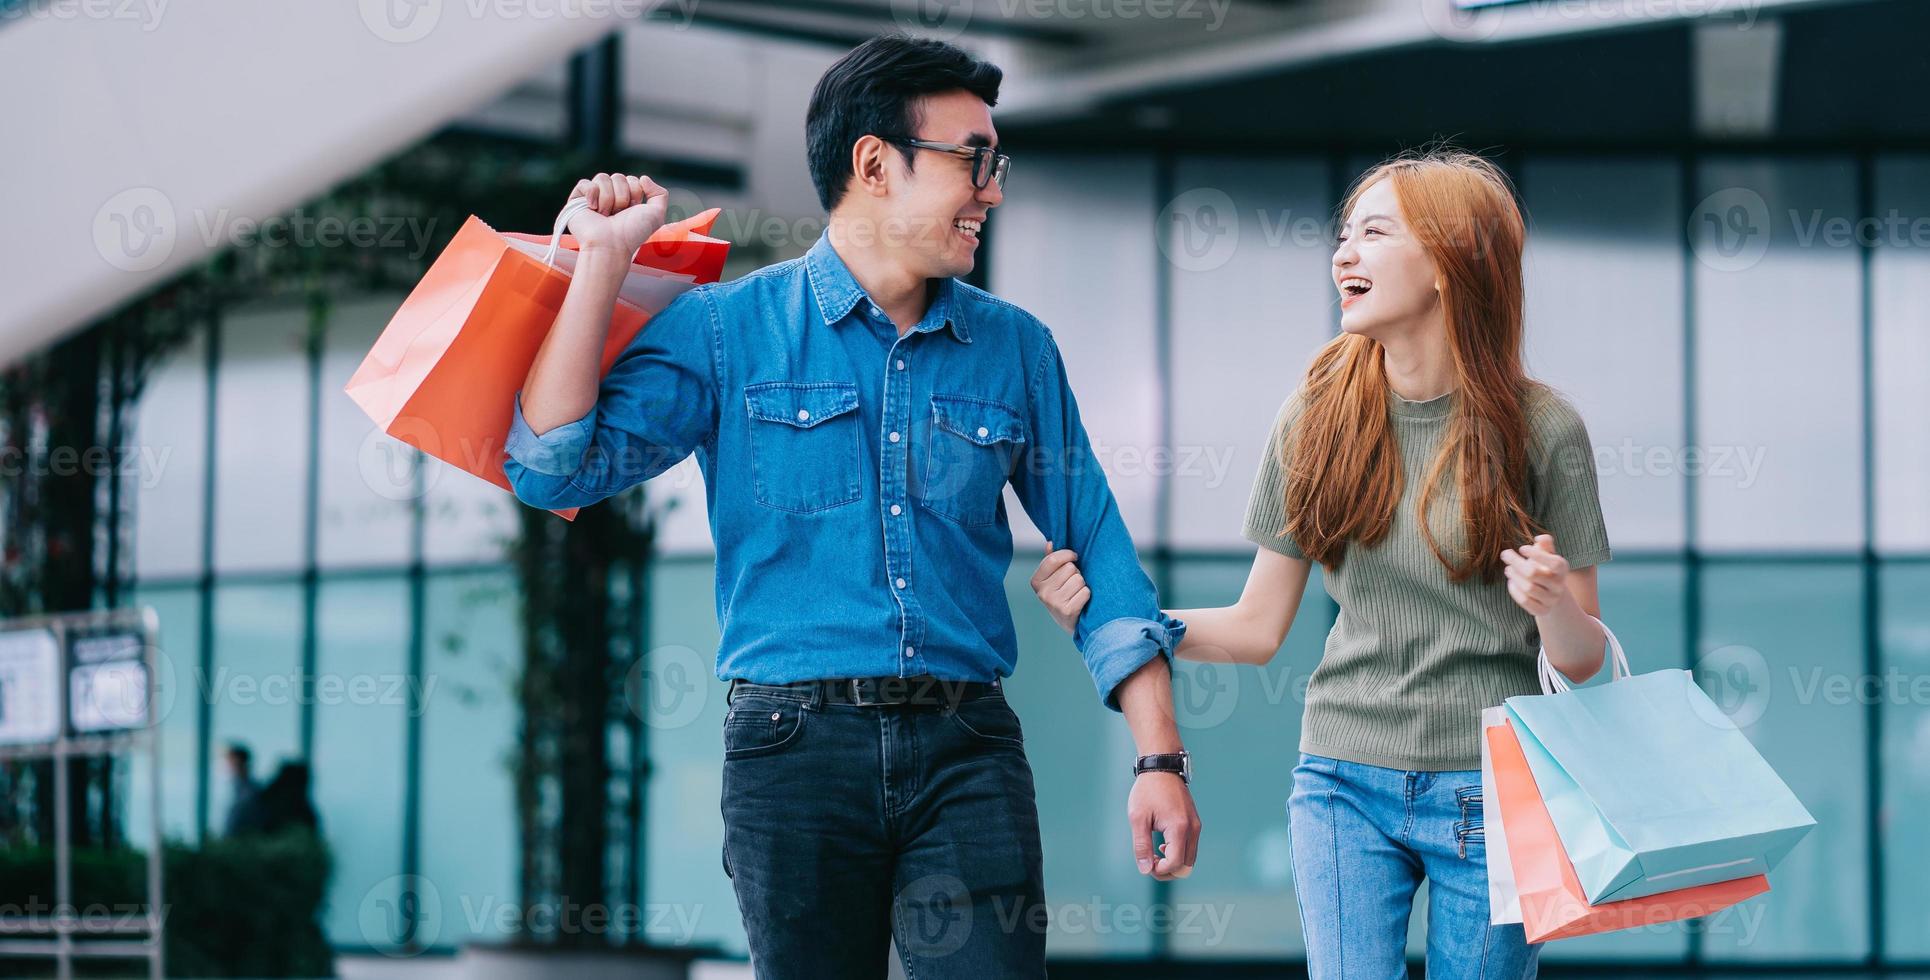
881, 137, 1011, 190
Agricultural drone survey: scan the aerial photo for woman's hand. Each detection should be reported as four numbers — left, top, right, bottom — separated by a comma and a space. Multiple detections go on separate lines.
1500, 533, 1574, 617
564, 173, 669, 257
1030, 541, 1091, 635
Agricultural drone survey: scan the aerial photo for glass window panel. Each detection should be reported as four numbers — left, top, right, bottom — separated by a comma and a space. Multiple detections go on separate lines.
1692, 159, 1863, 552
1167, 157, 1338, 551
987, 153, 1160, 550
213, 304, 311, 572
641, 557, 738, 952
1699, 562, 1868, 961
319, 294, 415, 569
126, 585, 204, 845
418, 570, 522, 945
134, 326, 208, 581
1872, 157, 1930, 554
206, 583, 304, 838
1521, 157, 1687, 552
313, 578, 410, 949
1880, 561, 1930, 957
422, 453, 519, 566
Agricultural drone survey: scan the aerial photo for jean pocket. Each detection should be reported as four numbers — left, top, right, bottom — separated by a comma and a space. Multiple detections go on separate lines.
722, 697, 809, 760
1454, 784, 1485, 859
919, 393, 1027, 526
945, 695, 1025, 748
745, 381, 863, 514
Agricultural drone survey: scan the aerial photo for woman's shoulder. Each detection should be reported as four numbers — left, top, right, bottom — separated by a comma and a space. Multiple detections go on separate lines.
1520, 378, 1582, 424
1522, 381, 1589, 436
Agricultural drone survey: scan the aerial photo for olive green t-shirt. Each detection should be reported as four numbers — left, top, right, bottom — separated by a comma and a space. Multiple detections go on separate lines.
1242, 383, 1612, 771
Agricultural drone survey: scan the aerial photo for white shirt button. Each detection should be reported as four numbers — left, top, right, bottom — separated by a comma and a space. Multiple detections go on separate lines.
890, 504, 902, 516
796, 409, 810, 422
904, 646, 914, 658
889, 431, 900, 443
896, 359, 906, 371
895, 577, 906, 589
871, 306, 884, 318
977, 426, 989, 438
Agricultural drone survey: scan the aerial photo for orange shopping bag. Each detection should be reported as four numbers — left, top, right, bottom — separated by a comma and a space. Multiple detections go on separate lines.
344, 201, 729, 520
1485, 720, 1770, 943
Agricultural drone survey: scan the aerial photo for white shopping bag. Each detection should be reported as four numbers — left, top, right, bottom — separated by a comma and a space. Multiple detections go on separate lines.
1481, 704, 1522, 925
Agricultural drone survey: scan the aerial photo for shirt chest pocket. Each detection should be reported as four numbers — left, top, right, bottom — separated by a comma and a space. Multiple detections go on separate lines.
744, 381, 863, 514
920, 393, 1027, 527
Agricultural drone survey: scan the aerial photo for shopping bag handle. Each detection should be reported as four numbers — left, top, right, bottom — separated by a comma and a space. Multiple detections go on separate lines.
1536, 615, 1631, 695
540, 197, 597, 268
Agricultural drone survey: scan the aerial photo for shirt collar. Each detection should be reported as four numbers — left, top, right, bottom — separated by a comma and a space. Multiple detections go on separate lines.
804, 231, 972, 344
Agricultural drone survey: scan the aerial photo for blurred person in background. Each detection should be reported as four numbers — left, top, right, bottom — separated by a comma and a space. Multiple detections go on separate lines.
503, 33, 1198, 980
221, 741, 263, 837
1030, 148, 1612, 978
255, 760, 322, 838
225, 750, 322, 839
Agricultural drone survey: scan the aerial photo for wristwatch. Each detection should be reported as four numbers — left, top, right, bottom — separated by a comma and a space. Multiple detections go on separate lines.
1132, 750, 1191, 785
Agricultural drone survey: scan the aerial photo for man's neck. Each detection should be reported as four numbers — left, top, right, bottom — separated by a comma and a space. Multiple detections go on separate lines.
828, 213, 934, 335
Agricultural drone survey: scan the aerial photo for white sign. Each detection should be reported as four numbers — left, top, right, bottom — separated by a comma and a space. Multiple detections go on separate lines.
0, 629, 61, 745
69, 632, 149, 733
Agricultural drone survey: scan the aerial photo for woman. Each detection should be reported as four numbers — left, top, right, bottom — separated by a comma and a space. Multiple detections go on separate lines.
1031, 148, 1612, 977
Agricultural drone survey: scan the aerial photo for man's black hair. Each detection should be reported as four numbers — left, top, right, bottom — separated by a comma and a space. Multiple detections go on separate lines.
806, 34, 1002, 212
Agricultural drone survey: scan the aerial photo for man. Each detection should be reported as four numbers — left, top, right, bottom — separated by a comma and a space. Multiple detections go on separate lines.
221, 741, 263, 837
503, 34, 1197, 979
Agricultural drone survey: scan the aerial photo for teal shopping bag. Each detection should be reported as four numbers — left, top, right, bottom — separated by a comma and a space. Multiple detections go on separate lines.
1500, 620, 1816, 905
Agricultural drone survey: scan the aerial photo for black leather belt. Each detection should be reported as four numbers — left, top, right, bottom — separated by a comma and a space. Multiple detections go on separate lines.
728, 675, 1002, 707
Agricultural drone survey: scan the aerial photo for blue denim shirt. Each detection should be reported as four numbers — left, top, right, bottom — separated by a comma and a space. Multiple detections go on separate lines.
502, 232, 1184, 710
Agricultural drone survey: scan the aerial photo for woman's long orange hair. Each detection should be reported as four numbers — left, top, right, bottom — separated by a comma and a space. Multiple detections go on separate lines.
1280, 149, 1545, 584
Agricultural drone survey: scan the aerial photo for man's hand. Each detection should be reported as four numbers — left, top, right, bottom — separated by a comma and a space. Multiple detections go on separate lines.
1128, 772, 1199, 881
1116, 656, 1200, 881
565, 173, 669, 257
1030, 540, 1091, 634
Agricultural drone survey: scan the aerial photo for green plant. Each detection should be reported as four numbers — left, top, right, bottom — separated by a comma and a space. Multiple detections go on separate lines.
0, 829, 333, 977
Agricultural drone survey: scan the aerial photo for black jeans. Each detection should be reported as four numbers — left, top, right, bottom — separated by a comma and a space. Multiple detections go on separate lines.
719, 680, 1049, 979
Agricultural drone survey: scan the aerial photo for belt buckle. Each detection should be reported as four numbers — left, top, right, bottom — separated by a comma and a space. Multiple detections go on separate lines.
848, 677, 873, 707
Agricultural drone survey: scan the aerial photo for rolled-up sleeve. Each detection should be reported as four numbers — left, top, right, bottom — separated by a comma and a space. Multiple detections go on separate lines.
505, 393, 597, 477
1009, 329, 1185, 712
502, 287, 721, 511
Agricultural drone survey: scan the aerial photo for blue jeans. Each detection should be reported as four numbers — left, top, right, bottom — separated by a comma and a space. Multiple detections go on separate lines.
719, 681, 1048, 979
1288, 752, 1540, 978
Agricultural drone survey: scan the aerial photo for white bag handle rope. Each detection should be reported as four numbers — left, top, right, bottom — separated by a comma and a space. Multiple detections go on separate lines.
1537, 615, 1631, 695
540, 196, 597, 268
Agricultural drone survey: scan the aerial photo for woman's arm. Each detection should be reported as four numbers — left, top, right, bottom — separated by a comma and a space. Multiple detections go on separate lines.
1502, 533, 1606, 684
1168, 549, 1310, 665
1031, 546, 1311, 666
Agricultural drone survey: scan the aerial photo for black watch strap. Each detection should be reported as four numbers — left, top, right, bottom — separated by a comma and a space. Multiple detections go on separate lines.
1132, 751, 1190, 784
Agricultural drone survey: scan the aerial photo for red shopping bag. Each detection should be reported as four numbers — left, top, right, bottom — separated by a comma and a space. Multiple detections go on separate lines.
1485, 721, 1770, 943
344, 206, 729, 520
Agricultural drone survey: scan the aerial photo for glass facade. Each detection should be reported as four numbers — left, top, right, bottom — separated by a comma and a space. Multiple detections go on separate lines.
121, 149, 1926, 967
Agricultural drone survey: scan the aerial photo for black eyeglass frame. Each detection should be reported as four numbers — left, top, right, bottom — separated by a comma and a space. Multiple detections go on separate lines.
880, 136, 1011, 190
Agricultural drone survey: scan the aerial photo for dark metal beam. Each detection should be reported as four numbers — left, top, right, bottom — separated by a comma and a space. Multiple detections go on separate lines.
568, 32, 624, 157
